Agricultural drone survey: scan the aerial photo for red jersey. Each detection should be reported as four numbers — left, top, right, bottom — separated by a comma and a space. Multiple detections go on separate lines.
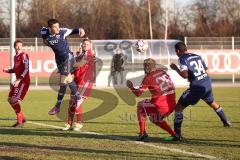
131, 69, 175, 107
10, 51, 30, 83
73, 50, 95, 85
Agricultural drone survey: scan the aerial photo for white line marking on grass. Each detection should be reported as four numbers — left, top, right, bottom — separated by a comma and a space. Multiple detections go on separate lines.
26, 121, 64, 129
26, 120, 219, 160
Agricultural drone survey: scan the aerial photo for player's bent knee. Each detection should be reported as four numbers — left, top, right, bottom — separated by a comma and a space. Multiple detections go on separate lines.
137, 100, 144, 107
60, 75, 73, 84
175, 103, 185, 112
66, 74, 74, 84
9, 97, 20, 106
69, 106, 76, 114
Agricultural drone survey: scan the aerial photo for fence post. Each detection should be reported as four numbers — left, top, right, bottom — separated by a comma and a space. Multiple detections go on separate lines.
232, 36, 234, 50
232, 36, 235, 84
35, 37, 38, 51
232, 74, 235, 84
184, 37, 187, 45
35, 75, 38, 87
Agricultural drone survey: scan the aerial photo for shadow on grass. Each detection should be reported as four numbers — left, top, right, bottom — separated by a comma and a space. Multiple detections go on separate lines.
150, 136, 240, 148
0, 156, 21, 160
1, 128, 240, 149
0, 141, 194, 160
0, 118, 62, 123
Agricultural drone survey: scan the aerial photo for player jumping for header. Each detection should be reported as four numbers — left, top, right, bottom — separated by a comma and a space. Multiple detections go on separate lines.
41, 19, 85, 115
62, 38, 95, 131
170, 42, 231, 141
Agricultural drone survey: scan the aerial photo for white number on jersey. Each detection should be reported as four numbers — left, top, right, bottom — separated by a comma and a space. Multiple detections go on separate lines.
190, 60, 205, 77
155, 74, 173, 92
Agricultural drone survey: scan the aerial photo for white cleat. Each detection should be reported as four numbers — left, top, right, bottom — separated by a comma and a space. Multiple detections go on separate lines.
73, 123, 83, 131
62, 124, 73, 131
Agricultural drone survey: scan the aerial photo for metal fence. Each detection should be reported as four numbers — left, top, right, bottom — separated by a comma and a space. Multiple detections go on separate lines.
1, 37, 240, 51
185, 37, 240, 50
0, 37, 239, 86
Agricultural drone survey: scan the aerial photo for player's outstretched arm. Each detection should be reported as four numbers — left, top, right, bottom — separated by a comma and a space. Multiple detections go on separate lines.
40, 27, 51, 47
170, 63, 188, 79
126, 80, 133, 89
126, 80, 145, 97
67, 28, 85, 37
3, 68, 14, 73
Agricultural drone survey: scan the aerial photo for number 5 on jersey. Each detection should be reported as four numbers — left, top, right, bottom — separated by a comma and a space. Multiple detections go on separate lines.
155, 74, 174, 92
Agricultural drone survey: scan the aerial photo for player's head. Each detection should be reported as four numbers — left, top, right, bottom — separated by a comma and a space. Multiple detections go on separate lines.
144, 58, 156, 74
175, 42, 187, 57
82, 38, 92, 51
48, 19, 60, 34
14, 39, 23, 53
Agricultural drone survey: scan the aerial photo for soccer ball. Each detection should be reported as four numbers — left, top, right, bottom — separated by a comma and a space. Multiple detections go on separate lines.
135, 39, 149, 53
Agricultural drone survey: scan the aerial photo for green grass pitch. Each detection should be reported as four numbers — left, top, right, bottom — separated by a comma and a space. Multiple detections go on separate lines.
0, 87, 240, 160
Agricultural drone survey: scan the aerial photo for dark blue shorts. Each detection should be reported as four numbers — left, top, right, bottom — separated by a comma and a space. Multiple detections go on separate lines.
178, 86, 214, 107
57, 53, 76, 76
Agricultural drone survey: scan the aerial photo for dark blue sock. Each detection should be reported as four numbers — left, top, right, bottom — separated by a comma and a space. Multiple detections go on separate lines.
56, 85, 67, 108
215, 106, 229, 124
174, 112, 183, 137
68, 81, 81, 100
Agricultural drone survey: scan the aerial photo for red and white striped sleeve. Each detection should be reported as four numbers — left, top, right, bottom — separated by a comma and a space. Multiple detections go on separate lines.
20, 53, 29, 78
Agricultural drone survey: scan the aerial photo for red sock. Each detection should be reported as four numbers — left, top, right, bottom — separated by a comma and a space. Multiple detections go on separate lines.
68, 107, 75, 126
11, 103, 24, 124
138, 121, 146, 135
17, 111, 24, 124
155, 120, 176, 136
137, 106, 146, 134
76, 106, 83, 123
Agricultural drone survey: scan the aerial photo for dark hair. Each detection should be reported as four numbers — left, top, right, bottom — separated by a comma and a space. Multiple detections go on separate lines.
175, 42, 187, 52
14, 39, 23, 47
48, 19, 59, 27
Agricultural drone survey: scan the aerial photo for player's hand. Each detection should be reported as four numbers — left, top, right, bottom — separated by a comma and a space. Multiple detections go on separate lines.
79, 28, 85, 37
3, 68, 9, 73
126, 80, 133, 89
170, 63, 178, 71
13, 79, 21, 87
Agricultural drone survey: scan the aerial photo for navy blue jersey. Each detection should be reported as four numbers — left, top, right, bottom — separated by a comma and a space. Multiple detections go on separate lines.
178, 53, 210, 87
41, 27, 79, 65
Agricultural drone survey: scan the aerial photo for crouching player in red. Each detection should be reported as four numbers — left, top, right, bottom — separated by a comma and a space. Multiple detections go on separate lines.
126, 58, 177, 141
62, 38, 95, 131
3, 40, 30, 127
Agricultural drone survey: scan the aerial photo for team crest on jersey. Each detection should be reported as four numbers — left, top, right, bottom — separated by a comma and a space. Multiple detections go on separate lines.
56, 35, 60, 39
23, 59, 29, 63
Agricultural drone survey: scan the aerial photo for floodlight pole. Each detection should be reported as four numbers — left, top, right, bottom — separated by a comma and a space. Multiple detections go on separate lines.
148, 0, 153, 39
164, 0, 168, 40
10, 0, 16, 84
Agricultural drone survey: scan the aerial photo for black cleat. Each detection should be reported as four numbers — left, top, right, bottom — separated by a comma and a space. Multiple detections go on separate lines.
136, 132, 148, 141
223, 121, 231, 127
12, 119, 26, 128
165, 135, 182, 141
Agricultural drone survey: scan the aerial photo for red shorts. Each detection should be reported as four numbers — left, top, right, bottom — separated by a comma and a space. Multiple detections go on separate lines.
8, 81, 30, 100
140, 93, 176, 117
